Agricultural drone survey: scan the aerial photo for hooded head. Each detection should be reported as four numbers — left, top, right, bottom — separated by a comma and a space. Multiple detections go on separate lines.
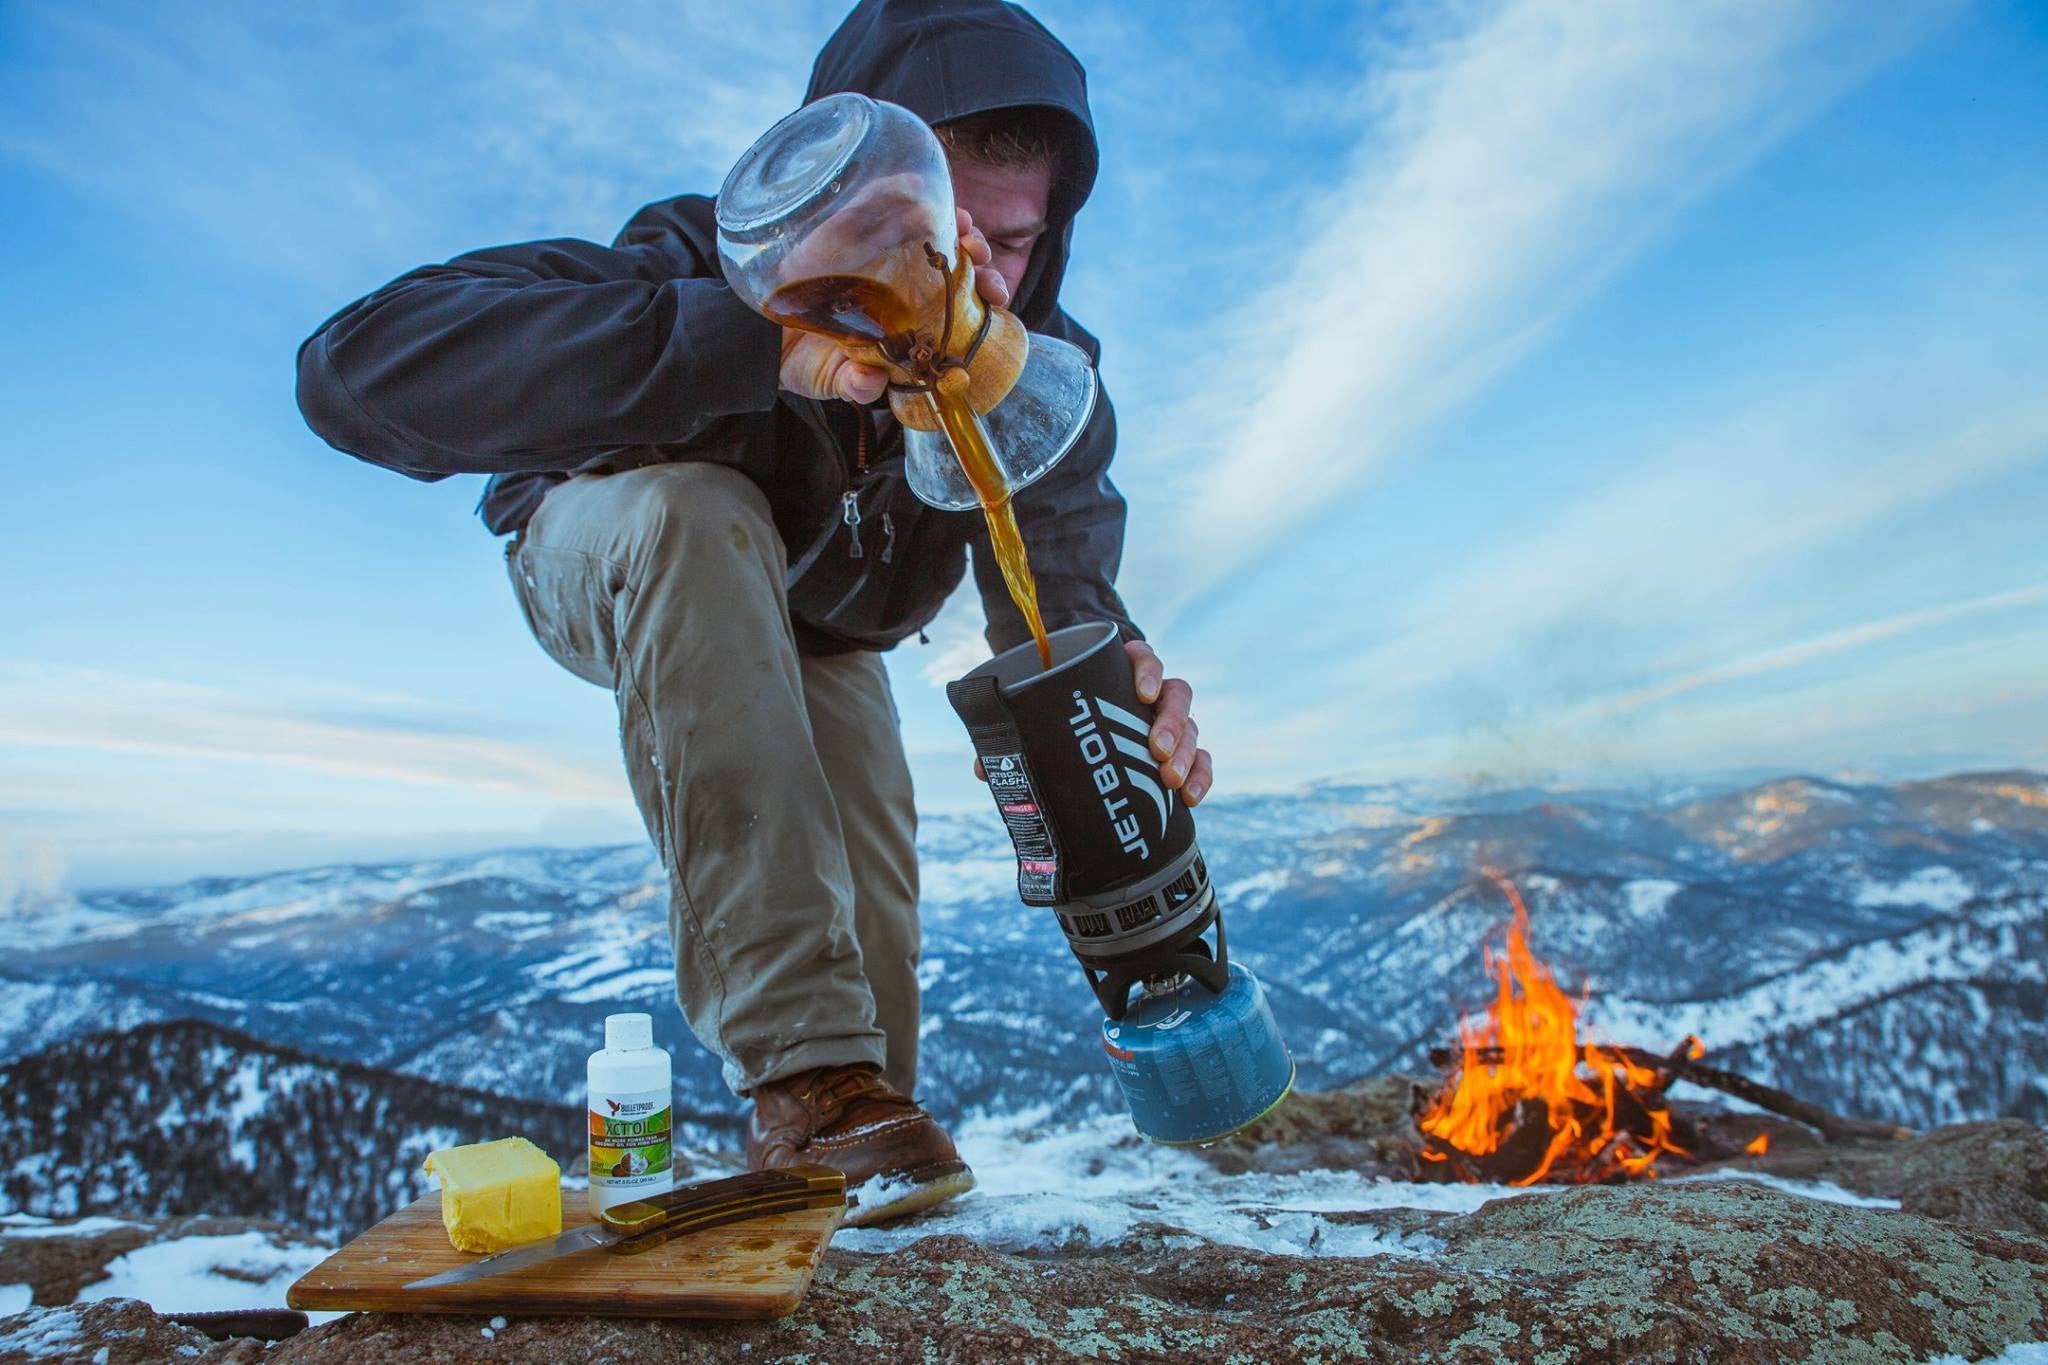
804, 0, 1097, 331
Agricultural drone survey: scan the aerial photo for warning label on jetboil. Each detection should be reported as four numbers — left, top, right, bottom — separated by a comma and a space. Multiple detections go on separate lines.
985, 752, 1058, 900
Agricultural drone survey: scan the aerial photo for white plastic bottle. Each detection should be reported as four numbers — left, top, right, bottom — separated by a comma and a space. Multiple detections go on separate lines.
587, 1012, 674, 1215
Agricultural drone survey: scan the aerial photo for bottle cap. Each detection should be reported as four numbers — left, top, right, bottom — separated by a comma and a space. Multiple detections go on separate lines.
604, 1013, 653, 1051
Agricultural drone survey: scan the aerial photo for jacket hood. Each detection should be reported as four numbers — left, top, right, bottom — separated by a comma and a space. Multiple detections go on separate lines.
804, 0, 1097, 330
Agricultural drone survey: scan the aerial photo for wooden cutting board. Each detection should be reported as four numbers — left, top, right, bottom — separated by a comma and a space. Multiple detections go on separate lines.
287, 1182, 843, 1319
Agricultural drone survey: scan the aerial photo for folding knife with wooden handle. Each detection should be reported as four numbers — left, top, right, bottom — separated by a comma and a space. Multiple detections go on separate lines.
403, 1164, 845, 1290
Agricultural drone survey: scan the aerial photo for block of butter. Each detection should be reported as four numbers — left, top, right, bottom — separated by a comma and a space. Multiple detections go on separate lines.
421, 1136, 562, 1253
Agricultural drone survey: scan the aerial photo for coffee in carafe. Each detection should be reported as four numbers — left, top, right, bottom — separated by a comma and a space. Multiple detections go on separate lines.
718, 93, 1099, 666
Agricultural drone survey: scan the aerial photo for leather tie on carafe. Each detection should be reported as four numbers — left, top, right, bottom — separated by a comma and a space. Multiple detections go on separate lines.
885, 243, 996, 399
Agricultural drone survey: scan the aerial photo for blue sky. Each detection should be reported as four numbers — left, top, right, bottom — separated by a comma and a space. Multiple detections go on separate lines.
2, 0, 2045, 890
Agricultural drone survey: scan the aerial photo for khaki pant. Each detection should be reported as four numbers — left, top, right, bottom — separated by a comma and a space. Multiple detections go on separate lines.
507, 464, 920, 1097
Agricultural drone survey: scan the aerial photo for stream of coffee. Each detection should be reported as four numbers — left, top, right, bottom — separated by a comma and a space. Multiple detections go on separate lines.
763, 270, 1055, 669
927, 387, 1052, 669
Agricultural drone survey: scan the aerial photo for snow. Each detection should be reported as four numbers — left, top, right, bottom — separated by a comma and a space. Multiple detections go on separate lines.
1222, 869, 1288, 908
1586, 896, 2041, 1050
1855, 865, 1975, 911
1664, 1078, 1768, 1114
0, 1305, 85, 1356
1921, 1346, 2048, 1365
75, 1231, 342, 1325
475, 911, 557, 942
916, 856, 1020, 908
527, 944, 638, 990
829, 1111, 1923, 1259
0, 1284, 31, 1314
222, 1057, 268, 1126
837, 1111, 1532, 1258
172, 990, 249, 1012
1621, 878, 1681, 919
0, 845, 660, 953
0, 1216, 143, 1239
561, 968, 674, 1003
0, 980, 162, 1064
1666, 1168, 1900, 1209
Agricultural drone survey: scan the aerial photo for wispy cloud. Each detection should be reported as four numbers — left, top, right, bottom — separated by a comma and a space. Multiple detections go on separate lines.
1126, 0, 1939, 618
1315, 390, 2048, 711
1281, 617, 2048, 790
1581, 582, 2048, 722
1547, 621, 2048, 779
0, 661, 623, 800
0, 1, 839, 290
1199, 380, 2048, 785
1427, 584, 2048, 781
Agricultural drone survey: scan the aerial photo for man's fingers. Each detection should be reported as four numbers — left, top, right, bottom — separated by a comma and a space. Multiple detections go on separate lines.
973, 757, 987, 782
1150, 677, 1193, 761
1125, 641, 1163, 703
959, 211, 1003, 304
781, 332, 887, 404
958, 211, 993, 267
974, 263, 1010, 306
1164, 718, 1200, 784
1122, 643, 1202, 780
1182, 750, 1214, 807
1158, 716, 1198, 784
837, 360, 888, 405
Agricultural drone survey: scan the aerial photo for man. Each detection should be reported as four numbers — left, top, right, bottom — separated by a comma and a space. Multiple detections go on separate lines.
296, 0, 1213, 1226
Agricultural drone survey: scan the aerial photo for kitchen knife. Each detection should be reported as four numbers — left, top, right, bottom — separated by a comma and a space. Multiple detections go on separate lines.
403, 1164, 845, 1290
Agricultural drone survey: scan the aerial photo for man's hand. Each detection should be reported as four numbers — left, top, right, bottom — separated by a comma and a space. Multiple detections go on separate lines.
971, 640, 1214, 807
778, 208, 1010, 404
1124, 641, 1211, 806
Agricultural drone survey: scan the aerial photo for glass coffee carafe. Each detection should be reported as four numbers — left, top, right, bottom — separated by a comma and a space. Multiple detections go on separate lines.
714, 92, 1097, 512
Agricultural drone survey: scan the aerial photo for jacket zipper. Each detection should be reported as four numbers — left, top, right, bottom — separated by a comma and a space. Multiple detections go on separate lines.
785, 399, 907, 619
866, 419, 901, 565
842, 416, 869, 559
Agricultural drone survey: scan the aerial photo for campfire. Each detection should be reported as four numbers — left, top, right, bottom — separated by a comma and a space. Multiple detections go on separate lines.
1413, 870, 1906, 1185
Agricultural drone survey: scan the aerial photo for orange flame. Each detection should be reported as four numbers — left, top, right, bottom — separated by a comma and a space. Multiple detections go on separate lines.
1745, 1133, 1770, 1155
1417, 870, 1691, 1184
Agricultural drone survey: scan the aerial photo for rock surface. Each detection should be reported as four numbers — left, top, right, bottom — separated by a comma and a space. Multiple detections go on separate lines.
1, 1090, 2043, 1363
0, 1297, 259, 1364
1195, 1073, 1431, 1176
238, 1184, 2048, 1363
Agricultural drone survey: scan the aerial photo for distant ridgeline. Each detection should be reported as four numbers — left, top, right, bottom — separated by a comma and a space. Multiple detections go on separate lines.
0, 771, 2041, 1230
0, 1020, 587, 1240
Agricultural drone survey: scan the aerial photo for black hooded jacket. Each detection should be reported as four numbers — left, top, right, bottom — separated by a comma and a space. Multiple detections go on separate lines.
294, 0, 1139, 657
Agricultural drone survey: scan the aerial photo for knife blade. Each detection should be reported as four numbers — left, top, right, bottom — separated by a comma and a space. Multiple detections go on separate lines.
403, 1164, 845, 1291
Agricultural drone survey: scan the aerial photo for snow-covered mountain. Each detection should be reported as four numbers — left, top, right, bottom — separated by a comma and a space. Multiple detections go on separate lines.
1, 770, 2042, 1152
0, 1021, 603, 1241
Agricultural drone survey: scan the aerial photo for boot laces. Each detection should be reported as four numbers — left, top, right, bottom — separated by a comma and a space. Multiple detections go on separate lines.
801, 1067, 906, 1118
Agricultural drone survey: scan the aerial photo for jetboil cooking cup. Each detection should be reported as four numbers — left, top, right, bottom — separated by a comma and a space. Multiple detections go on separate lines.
947, 621, 1294, 1143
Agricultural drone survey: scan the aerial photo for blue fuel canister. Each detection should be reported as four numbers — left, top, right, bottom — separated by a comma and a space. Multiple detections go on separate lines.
1100, 961, 1295, 1145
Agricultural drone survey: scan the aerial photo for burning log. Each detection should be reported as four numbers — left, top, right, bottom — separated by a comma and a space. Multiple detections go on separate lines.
1414, 873, 1696, 1185
1410, 869, 1910, 1188
1424, 1043, 1913, 1145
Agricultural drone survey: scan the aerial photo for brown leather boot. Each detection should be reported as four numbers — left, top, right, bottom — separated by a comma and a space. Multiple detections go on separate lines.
745, 1063, 975, 1227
